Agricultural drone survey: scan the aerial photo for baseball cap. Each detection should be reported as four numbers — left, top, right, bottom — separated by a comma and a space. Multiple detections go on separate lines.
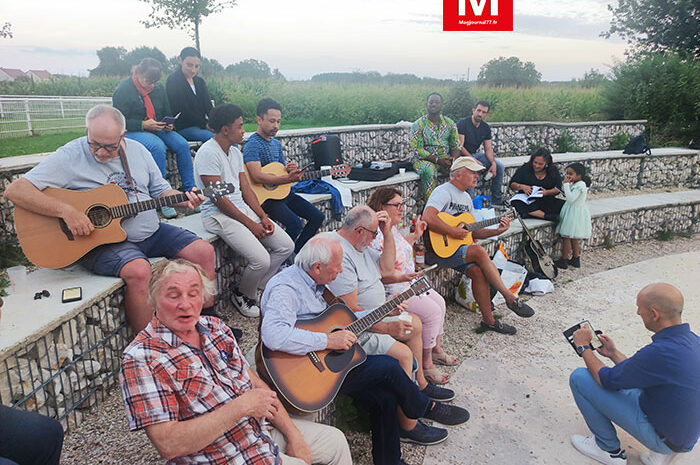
450, 156, 485, 172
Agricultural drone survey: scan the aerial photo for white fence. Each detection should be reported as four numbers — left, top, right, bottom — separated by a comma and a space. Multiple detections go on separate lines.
0, 95, 112, 138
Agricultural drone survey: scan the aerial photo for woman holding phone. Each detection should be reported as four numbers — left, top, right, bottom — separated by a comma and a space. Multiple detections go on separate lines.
112, 57, 194, 218
367, 187, 457, 385
166, 47, 214, 142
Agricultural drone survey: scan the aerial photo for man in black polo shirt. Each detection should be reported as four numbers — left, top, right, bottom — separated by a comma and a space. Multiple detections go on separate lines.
569, 283, 700, 465
456, 101, 505, 205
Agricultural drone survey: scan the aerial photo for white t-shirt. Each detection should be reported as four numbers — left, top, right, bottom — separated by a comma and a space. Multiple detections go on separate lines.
424, 181, 474, 216
194, 138, 257, 220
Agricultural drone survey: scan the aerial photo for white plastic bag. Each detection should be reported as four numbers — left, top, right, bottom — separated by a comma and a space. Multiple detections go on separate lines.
455, 263, 527, 310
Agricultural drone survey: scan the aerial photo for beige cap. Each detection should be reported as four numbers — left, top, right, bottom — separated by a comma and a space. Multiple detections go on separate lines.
450, 156, 485, 172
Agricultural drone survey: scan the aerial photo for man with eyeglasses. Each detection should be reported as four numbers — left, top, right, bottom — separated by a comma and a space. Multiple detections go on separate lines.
4, 105, 215, 333
326, 207, 458, 423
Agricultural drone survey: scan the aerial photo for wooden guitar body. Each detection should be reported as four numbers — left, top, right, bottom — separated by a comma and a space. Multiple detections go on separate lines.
244, 162, 291, 204
14, 184, 128, 269
256, 303, 367, 413
428, 211, 477, 258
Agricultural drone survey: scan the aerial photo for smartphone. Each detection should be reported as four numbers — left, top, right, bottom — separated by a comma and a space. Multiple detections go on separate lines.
161, 112, 181, 125
580, 321, 603, 349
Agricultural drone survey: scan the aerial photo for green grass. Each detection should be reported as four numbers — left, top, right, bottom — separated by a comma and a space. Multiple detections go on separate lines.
0, 131, 84, 158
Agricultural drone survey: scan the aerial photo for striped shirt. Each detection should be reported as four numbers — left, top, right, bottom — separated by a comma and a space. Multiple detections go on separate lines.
243, 133, 286, 167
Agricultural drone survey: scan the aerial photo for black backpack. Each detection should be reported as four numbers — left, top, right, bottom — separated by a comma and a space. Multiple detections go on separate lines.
622, 134, 651, 155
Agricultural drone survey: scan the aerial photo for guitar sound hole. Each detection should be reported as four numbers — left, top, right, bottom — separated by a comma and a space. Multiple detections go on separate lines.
324, 346, 356, 373
263, 184, 276, 191
87, 205, 112, 228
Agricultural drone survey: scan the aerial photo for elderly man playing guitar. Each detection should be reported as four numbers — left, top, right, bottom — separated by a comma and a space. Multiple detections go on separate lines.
259, 232, 469, 465
3, 105, 214, 333
422, 156, 535, 335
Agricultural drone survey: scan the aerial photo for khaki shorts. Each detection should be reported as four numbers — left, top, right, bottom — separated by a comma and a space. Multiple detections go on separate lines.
357, 332, 397, 355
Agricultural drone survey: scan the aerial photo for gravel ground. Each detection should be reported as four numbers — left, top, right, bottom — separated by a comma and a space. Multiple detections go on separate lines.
60, 235, 699, 465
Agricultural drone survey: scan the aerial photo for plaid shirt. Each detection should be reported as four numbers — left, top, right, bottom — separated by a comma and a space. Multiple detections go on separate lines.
120, 316, 278, 465
409, 114, 460, 161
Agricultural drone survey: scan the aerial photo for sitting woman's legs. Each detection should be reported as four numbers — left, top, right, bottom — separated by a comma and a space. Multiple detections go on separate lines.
157, 129, 195, 191
125, 131, 167, 178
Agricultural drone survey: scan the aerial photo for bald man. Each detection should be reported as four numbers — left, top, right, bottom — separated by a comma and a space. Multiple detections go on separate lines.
568, 283, 700, 465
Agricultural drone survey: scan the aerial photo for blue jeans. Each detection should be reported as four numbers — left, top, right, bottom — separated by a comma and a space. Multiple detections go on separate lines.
569, 368, 674, 454
125, 129, 195, 191
263, 193, 325, 254
340, 355, 431, 465
467, 152, 504, 204
0, 405, 64, 465
178, 126, 214, 142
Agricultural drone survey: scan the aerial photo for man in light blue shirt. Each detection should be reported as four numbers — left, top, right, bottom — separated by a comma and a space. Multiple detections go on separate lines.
260, 233, 470, 464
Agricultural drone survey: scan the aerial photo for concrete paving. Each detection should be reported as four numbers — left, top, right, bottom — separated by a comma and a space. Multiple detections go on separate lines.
424, 251, 700, 465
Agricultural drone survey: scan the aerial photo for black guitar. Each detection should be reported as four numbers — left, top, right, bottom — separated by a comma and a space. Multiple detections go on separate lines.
507, 202, 558, 279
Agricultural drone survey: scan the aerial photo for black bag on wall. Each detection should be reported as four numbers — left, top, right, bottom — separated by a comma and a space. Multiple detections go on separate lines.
312, 135, 343, 170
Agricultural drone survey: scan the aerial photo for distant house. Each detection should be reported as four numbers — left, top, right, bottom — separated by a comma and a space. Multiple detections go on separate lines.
0, 67, 27, 82
26, 69, 53, 81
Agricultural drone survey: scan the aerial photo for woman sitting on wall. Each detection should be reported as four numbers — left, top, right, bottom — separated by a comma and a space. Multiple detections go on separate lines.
508, 147, 565, 221
112, 57, 194, 219
367, 187, 457, 385
166, 47, 214, 143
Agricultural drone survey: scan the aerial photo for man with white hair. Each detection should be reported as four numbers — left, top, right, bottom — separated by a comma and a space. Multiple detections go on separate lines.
327, 206, 455, 402
4, 105, 215, 333
260, 234, 470, 465
422, 156, 535, 335
569, 283, 700, 465
120, 258, 352, 465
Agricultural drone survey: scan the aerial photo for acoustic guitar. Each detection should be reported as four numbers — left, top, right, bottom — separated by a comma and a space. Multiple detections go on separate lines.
245, 162, 351, 204
507, 203, 558, 279
256, 277, 432, 413
428, 209, 515, 258
13, 182, 235, 269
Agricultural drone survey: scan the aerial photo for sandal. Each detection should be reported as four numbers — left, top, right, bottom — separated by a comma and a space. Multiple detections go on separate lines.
432, 352, 459, 366
423, 367, 450, 385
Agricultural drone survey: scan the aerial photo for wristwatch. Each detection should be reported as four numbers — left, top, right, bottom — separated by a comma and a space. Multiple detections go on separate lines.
576, 344, 593, 355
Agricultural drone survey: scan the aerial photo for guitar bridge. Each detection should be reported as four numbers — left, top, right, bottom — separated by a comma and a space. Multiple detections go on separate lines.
307, 351, 325, 373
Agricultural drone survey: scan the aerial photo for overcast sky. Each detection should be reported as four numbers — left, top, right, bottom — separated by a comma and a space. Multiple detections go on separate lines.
0, 0, 627, 81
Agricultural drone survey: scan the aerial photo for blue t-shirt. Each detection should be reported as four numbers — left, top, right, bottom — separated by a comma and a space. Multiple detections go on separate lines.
242, 132, 285, 166
599, 323, 700, 451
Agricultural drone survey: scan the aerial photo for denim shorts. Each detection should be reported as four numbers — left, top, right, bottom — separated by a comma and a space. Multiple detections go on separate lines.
426, 245, 477, 273
81, 223, 200, 277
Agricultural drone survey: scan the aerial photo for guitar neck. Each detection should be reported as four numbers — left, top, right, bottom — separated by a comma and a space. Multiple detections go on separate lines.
302, 168, 330, 181
110, 193, 189, 218
463, 215, 502, 231
346, 287, 419, 336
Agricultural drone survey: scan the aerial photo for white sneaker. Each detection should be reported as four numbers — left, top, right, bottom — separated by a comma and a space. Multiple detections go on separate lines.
640, 450, 678, 465
230, 290, 260, 318
571, 435, 627, 465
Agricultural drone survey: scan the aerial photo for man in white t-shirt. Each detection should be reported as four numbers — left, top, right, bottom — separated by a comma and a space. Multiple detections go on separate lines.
194, 104, 294, 318
423, 157, 535, 335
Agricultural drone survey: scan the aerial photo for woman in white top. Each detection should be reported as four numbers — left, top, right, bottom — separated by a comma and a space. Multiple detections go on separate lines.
368, 187, 457, 384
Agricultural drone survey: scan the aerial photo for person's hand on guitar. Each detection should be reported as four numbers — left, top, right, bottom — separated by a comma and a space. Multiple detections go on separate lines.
183, 189, 206, 209
326, 329, 357, 351
285, 162, 305, 182
239, 387, 279, 420
61, 204, 94, 236
495, 216, 511, 234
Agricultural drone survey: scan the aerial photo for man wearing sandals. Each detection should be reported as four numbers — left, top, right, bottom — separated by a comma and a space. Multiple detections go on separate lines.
423, 157, 535, 335
260, 233, 470, 464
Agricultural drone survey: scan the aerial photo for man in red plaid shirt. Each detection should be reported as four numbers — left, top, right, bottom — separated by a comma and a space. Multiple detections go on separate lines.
119, 259, 351, 464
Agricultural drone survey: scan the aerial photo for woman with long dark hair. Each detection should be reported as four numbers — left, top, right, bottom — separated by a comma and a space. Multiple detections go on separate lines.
508, 147, 565, 221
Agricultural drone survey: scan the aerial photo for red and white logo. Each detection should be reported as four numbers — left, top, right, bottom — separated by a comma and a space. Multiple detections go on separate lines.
443, 0, 514, 31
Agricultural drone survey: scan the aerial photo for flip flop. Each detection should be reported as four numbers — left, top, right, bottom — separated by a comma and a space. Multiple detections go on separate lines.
432, 352, 459, 366
424, 367, 450, 385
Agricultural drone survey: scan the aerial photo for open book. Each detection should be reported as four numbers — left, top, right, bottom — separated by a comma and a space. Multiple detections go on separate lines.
510, 185, 544, 205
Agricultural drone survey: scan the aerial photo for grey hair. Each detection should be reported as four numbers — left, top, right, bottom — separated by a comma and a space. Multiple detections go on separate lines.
295, 232, 341, 271
148, 259, 217, 307
341, 205, 375, 230
85, 105, 126, 134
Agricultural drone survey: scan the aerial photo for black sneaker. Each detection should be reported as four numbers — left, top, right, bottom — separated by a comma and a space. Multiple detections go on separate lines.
506, 298, 535, 318
554, 258, 569, 269
480, 320, 517, 335
399, 419, 448, 445
423, 401, 470, 426
568, 256, 581, 268
230, 290, 260, 318
421, 381, 455, 402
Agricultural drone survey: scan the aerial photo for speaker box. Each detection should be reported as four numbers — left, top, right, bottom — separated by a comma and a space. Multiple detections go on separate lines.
312, 135, 343, 170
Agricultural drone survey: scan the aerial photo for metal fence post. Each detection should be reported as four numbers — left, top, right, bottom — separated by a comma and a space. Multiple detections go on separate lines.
24, 99, 33, 136
59, 96, 65, 118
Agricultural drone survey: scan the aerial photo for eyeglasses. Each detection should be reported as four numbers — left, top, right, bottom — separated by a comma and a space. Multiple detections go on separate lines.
384, 202, 405, 209
87, 134, 123, 153
358, 226, 379, 238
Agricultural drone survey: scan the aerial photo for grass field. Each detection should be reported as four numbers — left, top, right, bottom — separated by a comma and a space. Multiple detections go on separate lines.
0, 131, 85, 158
